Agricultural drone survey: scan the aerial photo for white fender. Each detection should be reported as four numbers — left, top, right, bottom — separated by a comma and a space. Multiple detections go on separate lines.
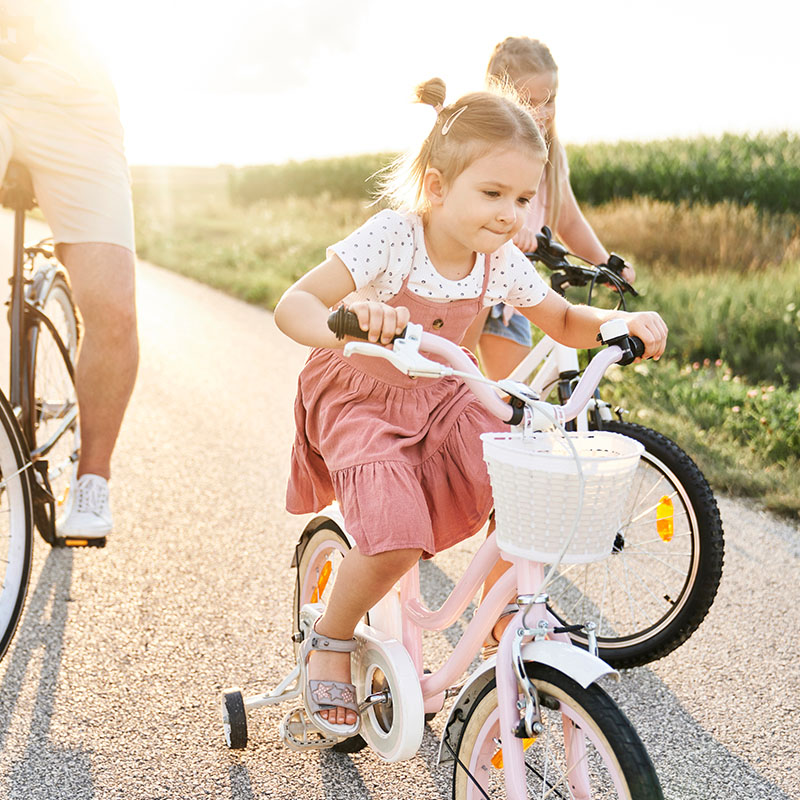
437, 640, 618, 764
293, 503, 405, 641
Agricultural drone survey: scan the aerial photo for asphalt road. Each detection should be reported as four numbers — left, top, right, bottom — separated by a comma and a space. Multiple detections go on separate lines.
0, 214, 798, 799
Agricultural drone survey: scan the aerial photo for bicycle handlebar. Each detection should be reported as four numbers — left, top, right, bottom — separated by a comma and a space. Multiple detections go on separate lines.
531, 226, 638, 299
327, 305, 409, 343
327, 309, 643, 427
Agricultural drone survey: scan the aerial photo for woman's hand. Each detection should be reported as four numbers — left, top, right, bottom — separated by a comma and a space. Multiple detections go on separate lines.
512, 226, 538, 254
621, 264, 636, 285
349, 301, 410, 344
622, 310, 668, 361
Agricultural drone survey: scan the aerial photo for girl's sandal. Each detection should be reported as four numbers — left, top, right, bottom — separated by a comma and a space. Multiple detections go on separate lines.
300, 627, 361, 738
481, 603, 520, 660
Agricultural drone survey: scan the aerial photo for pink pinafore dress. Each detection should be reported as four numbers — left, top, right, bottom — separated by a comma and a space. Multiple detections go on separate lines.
287, 255, 506, 557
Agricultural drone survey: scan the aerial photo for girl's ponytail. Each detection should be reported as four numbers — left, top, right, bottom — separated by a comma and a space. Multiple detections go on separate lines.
414, 78, 447, 113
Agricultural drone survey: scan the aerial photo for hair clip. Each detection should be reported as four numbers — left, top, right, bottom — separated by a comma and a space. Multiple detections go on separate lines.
442, 105, 468, 135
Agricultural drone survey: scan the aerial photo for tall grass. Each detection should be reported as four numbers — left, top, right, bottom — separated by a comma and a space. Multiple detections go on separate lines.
132, 170, 375, 308
225, 133, 800, 214
585, 198, 800, 273
567, 132, 800, 214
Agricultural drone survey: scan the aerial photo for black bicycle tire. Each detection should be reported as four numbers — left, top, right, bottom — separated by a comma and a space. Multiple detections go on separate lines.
451, 662, 663, 799
27, 273, 80, 544
558, 421, 724, 668
0, 389, 34, 661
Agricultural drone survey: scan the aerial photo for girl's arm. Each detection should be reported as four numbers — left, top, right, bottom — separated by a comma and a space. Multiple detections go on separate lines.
274, 254, 409, 348
556, 182, 609, 265
557, 182, 637, 284
519, 290, 667, 359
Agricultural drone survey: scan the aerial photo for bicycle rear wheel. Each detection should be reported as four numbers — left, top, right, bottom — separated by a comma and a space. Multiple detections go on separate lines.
292, 520, 368, 754
450, 663, 662, 799
27, 272, 80, 543
547, 421, 724, 668
0, 390, 34, 662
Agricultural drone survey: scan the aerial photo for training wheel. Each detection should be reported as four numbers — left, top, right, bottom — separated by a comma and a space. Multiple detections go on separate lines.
221, 688, 248, 749
352, 624, 424, 762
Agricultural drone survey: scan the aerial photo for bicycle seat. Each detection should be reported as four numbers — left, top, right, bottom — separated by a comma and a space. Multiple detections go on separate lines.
0, 161, 36, 211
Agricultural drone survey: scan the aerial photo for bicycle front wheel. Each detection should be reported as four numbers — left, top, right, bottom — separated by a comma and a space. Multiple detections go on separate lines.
27, 272, 80, 543
547, 421, 724, 668
450, 663, 663, 799
0, 390, 34, 662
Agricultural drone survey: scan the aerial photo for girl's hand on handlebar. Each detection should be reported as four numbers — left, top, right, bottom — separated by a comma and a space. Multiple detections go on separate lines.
622, 311, 668, 361
348, 300, 410, 345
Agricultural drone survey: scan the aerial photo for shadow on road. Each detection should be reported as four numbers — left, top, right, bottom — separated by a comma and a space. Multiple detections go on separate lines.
0, 549, 95, 800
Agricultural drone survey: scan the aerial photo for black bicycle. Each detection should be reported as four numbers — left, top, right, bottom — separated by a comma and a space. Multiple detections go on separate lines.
0, 160, 88, 662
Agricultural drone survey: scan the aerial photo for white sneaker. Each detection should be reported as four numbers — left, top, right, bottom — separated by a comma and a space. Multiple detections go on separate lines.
56, 473, 112, 539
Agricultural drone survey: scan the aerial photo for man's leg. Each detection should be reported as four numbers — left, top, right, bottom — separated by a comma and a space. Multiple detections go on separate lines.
56, 242, 139, 481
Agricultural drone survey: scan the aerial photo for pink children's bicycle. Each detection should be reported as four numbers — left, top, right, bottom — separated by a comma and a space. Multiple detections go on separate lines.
221, 312, 664, 799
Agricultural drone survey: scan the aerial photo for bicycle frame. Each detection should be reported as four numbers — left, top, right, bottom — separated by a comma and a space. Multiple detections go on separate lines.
279, 506, 618, 798
5, 201, 75, 442
508, 336, 588, 429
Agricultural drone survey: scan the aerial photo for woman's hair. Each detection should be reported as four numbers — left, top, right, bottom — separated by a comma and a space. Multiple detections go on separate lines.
376, 77, 547, 215
486, 37, 563, 230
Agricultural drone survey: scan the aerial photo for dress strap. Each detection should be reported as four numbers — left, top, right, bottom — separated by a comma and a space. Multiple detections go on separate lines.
479, 253, 492, 297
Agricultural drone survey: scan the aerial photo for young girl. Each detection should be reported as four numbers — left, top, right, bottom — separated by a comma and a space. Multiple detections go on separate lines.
274, 78, 667, 736
462, 36, 637, 380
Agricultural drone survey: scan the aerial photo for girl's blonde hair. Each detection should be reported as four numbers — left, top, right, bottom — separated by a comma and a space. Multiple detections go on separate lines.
377, 77, 547, 215
486, 37, 563, 229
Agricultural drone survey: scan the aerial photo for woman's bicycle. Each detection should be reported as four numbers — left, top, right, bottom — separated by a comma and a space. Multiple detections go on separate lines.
506, 227, 724, 669
0, 160, 84, 662
221, 311, 665, 799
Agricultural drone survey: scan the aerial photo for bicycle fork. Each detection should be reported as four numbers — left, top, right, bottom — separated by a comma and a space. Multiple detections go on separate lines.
495, 560, 596, 800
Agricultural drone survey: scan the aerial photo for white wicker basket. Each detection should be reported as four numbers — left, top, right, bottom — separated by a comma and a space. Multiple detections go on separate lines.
481, 431, 644, 563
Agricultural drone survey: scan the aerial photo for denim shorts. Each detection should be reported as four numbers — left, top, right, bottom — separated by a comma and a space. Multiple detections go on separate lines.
482, 304, 532, 347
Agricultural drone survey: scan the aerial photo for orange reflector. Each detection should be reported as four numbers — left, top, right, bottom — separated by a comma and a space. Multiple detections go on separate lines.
491, 737, 537, 769
311, 560, 333, 603
656, 495, 674, 542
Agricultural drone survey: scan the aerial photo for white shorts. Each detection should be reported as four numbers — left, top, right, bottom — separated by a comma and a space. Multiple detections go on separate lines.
0, 60, 135, 253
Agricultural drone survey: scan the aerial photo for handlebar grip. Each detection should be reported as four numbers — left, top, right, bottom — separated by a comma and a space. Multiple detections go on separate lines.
630, 336, 645, 359
327, 306, 408, 342
606, 253, 626, 275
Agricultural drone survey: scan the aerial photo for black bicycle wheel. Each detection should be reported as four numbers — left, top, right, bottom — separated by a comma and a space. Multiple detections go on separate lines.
450, 663, 663, 799
0, 390, 35, 661
546, 421, 724, 668
27, 272, 80, 543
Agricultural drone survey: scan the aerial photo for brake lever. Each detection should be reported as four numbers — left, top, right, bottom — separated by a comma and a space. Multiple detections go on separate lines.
342, 322, 450, 378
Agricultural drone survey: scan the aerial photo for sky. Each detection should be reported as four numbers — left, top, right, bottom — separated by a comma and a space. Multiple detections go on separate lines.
69, 0, 799, 166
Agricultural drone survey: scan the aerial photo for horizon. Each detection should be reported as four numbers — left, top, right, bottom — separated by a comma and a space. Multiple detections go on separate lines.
125, 128, 797, 171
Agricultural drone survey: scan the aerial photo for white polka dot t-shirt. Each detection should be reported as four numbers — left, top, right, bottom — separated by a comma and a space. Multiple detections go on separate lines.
328, 209, 549, 308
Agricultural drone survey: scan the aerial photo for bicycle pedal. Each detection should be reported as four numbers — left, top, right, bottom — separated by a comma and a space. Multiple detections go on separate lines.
279, 707, 338, 751
54, 536, 107, 549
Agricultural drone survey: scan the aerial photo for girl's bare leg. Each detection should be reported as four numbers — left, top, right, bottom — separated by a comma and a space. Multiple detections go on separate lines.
481, 517, 514, 641
478, 333, 530, 381
310, 545, 422, 726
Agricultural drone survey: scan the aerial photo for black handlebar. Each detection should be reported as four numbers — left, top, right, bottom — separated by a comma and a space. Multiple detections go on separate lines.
327, 306, 408, 342
530, 226, 638, 300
